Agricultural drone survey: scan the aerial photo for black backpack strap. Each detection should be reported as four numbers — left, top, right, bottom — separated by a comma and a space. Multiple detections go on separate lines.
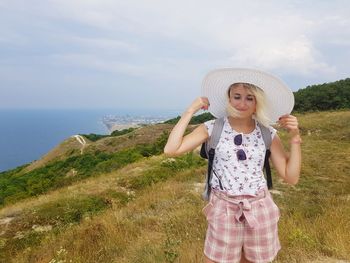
265, 149, 272, 189
257, 123, 273, 189
202, 117, 225, 200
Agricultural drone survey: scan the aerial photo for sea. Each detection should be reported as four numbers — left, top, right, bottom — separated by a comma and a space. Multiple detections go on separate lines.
0, 108, 180, 172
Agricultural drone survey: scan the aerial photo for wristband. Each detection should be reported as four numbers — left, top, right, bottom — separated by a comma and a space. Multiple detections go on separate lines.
290, 137, 302, 144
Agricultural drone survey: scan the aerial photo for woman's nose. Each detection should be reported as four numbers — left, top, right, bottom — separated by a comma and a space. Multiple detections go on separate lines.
238, 99, 247, 107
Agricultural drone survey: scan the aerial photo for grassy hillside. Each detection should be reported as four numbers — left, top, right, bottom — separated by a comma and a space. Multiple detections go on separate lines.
23, 123, 177, 173
0, 124, 198, 207
0, 110, 349, 263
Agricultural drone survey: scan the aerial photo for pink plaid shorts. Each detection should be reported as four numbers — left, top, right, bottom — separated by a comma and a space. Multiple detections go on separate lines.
203, 189, 281, 263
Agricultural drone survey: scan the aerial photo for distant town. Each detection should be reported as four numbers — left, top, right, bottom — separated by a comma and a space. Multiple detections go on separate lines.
102, 114, 173, 133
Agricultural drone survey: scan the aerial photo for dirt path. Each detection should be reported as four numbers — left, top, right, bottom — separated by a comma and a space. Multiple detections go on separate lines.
72, 135, 87, 154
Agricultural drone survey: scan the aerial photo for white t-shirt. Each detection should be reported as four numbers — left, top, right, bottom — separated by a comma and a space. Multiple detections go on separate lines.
204, 117, 277, 196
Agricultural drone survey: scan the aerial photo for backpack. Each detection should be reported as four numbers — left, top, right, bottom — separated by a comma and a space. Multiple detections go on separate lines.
200, 117, 273, 200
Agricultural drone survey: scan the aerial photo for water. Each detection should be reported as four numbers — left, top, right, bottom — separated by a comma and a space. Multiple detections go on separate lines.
0, 108, 180, 172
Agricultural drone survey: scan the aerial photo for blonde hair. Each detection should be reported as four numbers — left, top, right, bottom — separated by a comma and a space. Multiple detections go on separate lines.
226, 83, 271, 127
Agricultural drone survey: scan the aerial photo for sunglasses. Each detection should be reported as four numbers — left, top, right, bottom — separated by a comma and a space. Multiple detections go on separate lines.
234, 134, 247, 161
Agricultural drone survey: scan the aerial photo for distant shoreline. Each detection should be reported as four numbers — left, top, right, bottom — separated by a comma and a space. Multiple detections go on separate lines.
0, 109, 179, 172
102, 114, 172, 133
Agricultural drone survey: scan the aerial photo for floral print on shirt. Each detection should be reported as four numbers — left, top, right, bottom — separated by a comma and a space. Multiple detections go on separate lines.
204, 117, 277, 196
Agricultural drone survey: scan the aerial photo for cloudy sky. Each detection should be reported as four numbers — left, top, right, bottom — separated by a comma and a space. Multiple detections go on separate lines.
0, 0, 349, 111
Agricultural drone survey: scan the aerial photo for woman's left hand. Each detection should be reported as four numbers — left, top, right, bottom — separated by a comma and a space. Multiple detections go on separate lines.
277, 114, 300, 137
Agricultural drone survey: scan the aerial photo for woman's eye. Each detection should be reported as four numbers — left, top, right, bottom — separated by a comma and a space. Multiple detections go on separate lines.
247, 96, 254, 101
234, 96, 241, 100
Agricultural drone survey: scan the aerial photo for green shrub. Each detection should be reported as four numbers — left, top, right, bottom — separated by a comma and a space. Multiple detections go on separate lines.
164, 112, 214, 124
136, 131, 170, 157
127, 167, 172, 190
161, 153, 205, 172
80, 127, 138, 142
79, 133, 109, 142
110, 127, 138, 136
123, 153, 205, 190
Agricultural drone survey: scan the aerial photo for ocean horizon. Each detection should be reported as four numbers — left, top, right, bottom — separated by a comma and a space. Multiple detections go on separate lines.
0, 108, 181, 172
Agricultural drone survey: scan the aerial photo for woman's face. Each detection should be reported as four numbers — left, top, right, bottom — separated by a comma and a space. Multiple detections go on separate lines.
228, 84, 257, 118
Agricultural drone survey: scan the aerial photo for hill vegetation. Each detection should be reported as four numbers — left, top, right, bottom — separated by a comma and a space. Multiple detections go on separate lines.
164, 112, 214, 124
81, 127, 139, 142
0, 129, 171, 207
293, 78, 350, 112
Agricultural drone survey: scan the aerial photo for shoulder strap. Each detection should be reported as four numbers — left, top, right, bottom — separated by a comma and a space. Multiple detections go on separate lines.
257, 123, 272, 149
257, 122, 273, 189
206, 117, 225, 153
202, 117, 225, 200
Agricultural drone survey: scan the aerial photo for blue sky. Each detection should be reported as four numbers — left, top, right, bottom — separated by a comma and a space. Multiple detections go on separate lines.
0, 0, 349, 111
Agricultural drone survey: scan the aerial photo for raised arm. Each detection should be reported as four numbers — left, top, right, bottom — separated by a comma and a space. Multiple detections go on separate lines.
164, 97, 210, 157
270, 114, 302, 185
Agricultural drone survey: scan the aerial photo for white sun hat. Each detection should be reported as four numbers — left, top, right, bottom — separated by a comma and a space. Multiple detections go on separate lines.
201, 68, 295, 123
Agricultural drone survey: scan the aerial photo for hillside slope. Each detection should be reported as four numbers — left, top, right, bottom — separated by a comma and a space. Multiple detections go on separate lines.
24, 123, 179, 173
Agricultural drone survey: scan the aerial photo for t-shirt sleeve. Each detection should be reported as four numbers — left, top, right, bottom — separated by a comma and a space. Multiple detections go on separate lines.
269, 126, 277, 140
204, 119, 215, 137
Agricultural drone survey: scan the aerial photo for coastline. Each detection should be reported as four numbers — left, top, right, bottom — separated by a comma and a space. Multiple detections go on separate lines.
0, 109, 179, 172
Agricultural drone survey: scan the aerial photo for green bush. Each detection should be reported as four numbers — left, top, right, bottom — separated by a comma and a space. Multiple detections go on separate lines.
136, 131, 169, 157
80, 127, 138, 142
111, 127, 137, 136
160, 152, 206, 172
79, 133, 109, 142
164, 112, 214, 124
127, 167, 172, 190
123, 153, 205, 190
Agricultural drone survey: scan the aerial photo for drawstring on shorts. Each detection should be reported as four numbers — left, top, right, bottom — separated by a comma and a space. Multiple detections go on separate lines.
212, 189, 267, 228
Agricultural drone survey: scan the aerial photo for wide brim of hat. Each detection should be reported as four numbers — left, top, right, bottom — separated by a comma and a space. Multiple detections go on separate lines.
201, 68, 295, 123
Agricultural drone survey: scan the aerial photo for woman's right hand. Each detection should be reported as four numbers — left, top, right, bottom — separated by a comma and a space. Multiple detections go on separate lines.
186, 97, 210, 114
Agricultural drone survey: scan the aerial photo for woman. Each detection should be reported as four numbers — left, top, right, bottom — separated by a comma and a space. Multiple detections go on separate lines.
164, 68, 301, 263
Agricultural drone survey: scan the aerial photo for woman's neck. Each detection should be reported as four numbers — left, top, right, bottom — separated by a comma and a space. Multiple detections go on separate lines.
227, 116, 256, 134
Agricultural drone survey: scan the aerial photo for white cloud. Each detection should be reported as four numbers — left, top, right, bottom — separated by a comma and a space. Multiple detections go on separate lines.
0, 0, 349, 108
38, 0, 341, 76
67, 36, 140, 53
50, 52, 203, 83
227, 35, 336, 76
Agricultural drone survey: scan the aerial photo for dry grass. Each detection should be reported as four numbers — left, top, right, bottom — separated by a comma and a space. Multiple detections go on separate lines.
3, 168, 207, 263
1, 111, 349, 263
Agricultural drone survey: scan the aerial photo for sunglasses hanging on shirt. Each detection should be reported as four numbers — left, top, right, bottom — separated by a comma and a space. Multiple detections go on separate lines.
234, 134, 247, 161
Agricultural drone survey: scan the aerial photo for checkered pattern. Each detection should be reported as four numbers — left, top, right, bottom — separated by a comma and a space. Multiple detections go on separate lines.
203, 189, 281, 263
